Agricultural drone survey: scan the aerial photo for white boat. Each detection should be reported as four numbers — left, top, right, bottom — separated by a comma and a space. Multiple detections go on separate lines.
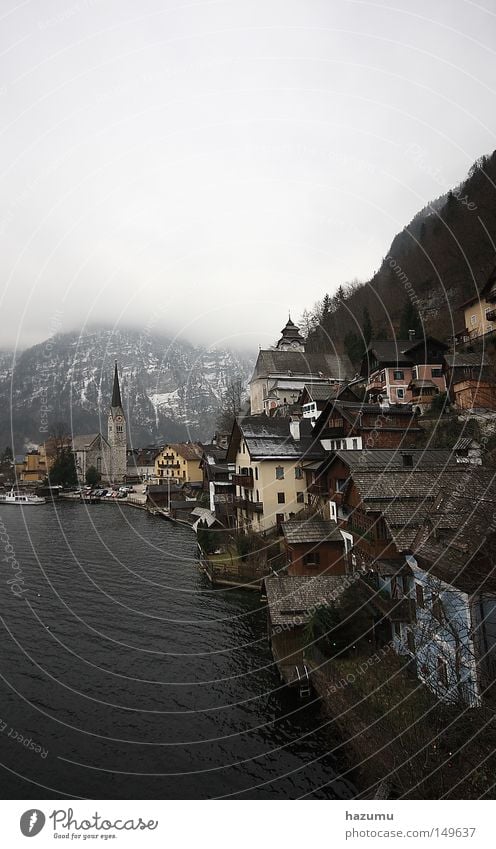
0, 489, 46, 505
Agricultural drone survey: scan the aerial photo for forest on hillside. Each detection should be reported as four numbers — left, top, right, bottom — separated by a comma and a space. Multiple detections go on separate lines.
302, 151, 496, 367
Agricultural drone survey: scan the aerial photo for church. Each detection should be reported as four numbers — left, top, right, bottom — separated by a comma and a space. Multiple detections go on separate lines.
249, 316, 354, 415
73, 362, 127, 484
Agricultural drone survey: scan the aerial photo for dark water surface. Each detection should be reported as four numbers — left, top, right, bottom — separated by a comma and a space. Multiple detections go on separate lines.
0, 502, 355, 799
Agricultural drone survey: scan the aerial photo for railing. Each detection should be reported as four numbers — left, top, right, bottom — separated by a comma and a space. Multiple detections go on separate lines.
232, 473, 254, 489
157, 461, 180, 469
233, 496, 263, 513
308, 481, 328, 495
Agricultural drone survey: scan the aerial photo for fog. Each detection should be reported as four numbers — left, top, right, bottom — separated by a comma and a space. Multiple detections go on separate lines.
1, 0, 495, 352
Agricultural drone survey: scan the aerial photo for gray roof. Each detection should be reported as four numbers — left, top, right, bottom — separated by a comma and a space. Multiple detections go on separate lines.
334, 448, 455, 471
365, 340, 413, 365
238, 415, 325, 460
301, 383, 349, 402
282, 518, 343, 545
253, 350, 354, 380
72, 433, 106, 451
453, 437, 479, 452
444, 351, 489, 368
264, 575, 350, 626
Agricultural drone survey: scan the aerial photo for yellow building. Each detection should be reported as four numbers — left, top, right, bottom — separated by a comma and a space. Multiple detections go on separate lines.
15, 449, 48, 483
460, 270, 496, 341
227, 416, 323, 533
155, 442, 203, 484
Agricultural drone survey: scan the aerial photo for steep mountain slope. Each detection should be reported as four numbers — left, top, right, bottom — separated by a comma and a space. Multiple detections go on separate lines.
0, 329, 253, 452
307, 151, 496, 359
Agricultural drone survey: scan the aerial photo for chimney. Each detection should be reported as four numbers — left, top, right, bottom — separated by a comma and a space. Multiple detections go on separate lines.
408, 329, 416, 341
290, 419, 300, 441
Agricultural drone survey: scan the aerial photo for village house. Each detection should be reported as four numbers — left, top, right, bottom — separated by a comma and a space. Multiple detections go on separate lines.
311, 398, 424, 453
199, 442, 235, 527
298, 382, 361, 426
226, 415, 324, 533
154, 442, 203, 485
362, 336, 448, 409
458, 267, 496, 343
126, 447, 160, 481
262, 574, 350, 693
14, 449, 48, 483
250, 316, 353, 415
404, 473, 496, 706
281, 517, 346, 576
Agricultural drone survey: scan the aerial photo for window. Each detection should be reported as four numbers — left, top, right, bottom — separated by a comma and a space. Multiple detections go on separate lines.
407, 630, 415, 653
276, 513, 284, 526
397, 388, 405, 399
432, 594, 444, 622
393, 370, 404, 380
254, 467, 258, 481
116, 425, 123, 433
296, 492, 304, 503
352, 439, 358, 450
431, 368, 443, 378
415, 583, 424, 607
256, 490, 259, 502
470, 314, 477, 326
275, 466, 284, 480
277, 492, 285, 504
437, 656, 448, 688
303, 552, 320, 566
295, 467, 303, 479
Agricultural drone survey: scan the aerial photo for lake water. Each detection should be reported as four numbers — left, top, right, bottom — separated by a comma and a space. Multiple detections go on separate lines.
0, 502, 356, 799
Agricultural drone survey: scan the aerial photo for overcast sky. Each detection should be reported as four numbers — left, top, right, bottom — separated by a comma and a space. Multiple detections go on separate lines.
1, 0, 496, 352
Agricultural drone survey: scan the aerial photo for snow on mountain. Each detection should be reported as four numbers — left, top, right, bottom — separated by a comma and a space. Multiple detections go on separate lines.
0, 328, 253, 452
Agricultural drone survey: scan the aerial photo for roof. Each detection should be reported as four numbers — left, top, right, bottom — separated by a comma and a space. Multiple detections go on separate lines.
281, 518, 344, 545
252, 350, 354, 381
301, 383, 352, 403
413, 474, 496, 592
364, 340, 414, 366
333, 448, 455, 472
72, 433, 106, 451
453, 437, 479, 452
232, 415, 325, 461
111, 361, 122, 408
162, 442, 203, 461
264, 575, 350, 627
444, 351, 489, 368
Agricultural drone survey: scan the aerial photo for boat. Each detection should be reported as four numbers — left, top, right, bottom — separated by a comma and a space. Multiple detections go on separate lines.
0, 489, 46, 505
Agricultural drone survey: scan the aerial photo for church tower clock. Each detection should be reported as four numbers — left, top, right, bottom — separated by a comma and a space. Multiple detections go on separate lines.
107, 361, 127, 483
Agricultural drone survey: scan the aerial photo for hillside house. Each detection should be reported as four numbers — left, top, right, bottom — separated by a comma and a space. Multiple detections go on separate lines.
362, 336, 448, 409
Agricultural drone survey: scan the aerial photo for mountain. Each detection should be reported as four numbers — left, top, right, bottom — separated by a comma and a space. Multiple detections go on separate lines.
307, 151, 496, 361
0, 328, 254, 452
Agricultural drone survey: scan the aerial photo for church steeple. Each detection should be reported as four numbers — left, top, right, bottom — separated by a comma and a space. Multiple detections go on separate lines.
111, 361, 122, 408
276, 315, 305, 351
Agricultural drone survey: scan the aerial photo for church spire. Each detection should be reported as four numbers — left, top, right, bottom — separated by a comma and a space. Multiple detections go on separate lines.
111, 361, 122, 408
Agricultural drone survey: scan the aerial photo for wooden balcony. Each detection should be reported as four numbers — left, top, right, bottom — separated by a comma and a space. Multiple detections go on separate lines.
308, 481, 328, 496
232, 473, 254, 489
233, 496, 263, 513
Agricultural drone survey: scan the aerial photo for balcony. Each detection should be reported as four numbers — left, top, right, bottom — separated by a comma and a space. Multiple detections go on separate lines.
232, 473, 254, 489
157, 461, 180, 469
233, 496, 263, 513
359, 577, 416, 622
366, 378, 385, 391
308, 481, 328, 496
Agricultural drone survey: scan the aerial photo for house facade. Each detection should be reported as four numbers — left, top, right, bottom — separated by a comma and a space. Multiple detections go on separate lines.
362, 337, 447, 409
154, 442, 203, 485
227, 416, 324, 532
459, 268, 496, 342
281, 517, 346, 576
